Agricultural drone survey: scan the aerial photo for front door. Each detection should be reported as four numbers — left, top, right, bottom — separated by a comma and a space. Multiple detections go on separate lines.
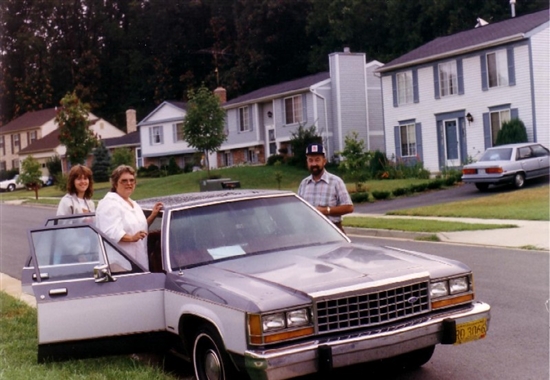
28, 224, 166, 361
444, 120, 460, 167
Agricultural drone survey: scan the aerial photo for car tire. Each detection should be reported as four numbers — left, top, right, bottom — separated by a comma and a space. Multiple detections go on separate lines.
192, 324, 239, 380
7, 184, 15, 192
513, 172, 525, 189
396, 345, 435, 369
474, 183, 489, 191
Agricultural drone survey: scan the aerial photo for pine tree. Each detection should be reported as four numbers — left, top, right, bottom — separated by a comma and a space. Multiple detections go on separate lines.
91, 141, 111, 182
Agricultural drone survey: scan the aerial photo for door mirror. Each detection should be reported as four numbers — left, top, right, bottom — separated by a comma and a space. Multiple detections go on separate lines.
94, 264, 116, 283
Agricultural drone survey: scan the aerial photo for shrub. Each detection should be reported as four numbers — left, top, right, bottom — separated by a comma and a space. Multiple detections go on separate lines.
351, 192, 369, 203
371, 190, 391, 200
392, 187, 410, 197
427, 179, 444, 189
409, 183, 429, 193
370, 151, 388, 178
495, 118, 528, 146
166, 156, 181, 175
444, 176, 456, 186
267, 154, 285, 166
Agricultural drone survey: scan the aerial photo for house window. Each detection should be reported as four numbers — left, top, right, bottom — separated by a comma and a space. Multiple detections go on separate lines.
11, 158, 19, 170
0, 161, 5, 171
238, 107, 250, 132
439, 61, 458, 97
247, 149, 258, 164
400, 123, 416, 157
0, 136, 4, 155
222, 151, 233, 167
397, 71, 413, 105
12, 134, 20, 153
173, 123, 184, 142
150, 126, 163, 145
284, 95, 303, 124
487, 51, 508, 88
490, 109, 511, 145
27, 130, 37, 145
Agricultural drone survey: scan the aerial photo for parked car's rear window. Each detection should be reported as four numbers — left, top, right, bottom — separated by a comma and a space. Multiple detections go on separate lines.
479, 148, 512, 161
168, 196, 345, 269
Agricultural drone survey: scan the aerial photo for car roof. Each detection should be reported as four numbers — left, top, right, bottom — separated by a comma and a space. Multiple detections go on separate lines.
487, 143, 541, 150
137, 189, 295, 211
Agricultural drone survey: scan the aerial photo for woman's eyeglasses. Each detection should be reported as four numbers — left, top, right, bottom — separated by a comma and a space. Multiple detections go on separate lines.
119, 178, 136, 185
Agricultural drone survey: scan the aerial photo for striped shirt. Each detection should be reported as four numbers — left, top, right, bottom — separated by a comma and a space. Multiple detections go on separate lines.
297, 170, 352, 223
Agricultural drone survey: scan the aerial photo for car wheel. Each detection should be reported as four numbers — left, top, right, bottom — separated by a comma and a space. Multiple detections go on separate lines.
193, 325, 238, 380
513, 172, 525, 189
474, 183, 489, 191
396, 345, 435, 369
7, 184, 15, 192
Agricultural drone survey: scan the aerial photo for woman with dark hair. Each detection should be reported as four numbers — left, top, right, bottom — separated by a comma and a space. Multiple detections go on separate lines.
56, 165, 95, 215
95, 165, 162, 269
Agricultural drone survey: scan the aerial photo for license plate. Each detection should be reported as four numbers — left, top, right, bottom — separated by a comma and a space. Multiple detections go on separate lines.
455, 318, 487, 345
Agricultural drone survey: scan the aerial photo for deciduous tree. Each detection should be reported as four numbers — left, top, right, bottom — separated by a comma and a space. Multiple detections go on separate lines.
18, 155, 42, 200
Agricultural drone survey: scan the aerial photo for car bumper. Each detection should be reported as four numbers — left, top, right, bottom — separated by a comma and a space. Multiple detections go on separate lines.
244, 301, 490, 380
462, 174, 515, 184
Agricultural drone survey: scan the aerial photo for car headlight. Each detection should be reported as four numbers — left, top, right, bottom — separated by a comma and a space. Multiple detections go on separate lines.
248, 308, 313, 345
431, 275, 474, 309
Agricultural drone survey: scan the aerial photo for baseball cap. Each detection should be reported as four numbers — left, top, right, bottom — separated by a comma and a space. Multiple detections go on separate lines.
306, 143, 325, 155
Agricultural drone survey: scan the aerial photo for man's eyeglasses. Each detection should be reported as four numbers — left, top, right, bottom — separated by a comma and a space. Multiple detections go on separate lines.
119, 178, 136, 185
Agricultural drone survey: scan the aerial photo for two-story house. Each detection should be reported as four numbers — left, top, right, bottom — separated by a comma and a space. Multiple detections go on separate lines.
11, 108, 125, 175
137, 101, 198, 169
220, 49, 384, 167
377, 9, 549, 173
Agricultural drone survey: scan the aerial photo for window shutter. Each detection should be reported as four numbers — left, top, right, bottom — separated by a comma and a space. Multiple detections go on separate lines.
413, 69, 419, 103
480, 55, 488, 91
149, 127, 153, 145
459, 118, 467, 164
436, 121, 445, 170
302, 94, 307, 123
172, 124, 177, 142
249, 107, 253, 131
415, 123, 423, 161
511, 108, 519, 120
237, 109, 241, 133
457, 59, 464, 95
391, 74, 398, 107
394, 126, 401, 157
507, 47, 516, 86
433, 64, 440, 99
483, 112, 491, 149
159, 127, 164, 144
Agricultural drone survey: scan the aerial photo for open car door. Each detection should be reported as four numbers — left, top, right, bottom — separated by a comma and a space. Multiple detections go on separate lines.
27, 223, 166, 362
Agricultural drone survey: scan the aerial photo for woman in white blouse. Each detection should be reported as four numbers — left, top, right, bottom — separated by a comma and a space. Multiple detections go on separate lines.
95, 165, 162, 269
56, 165, 95, 215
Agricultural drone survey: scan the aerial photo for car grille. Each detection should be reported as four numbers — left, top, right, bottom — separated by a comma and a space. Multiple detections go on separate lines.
316, 281, 430, 333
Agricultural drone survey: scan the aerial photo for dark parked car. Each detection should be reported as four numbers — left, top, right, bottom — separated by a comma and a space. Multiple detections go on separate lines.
462, 143, 550, 191
22, 190, 490, 380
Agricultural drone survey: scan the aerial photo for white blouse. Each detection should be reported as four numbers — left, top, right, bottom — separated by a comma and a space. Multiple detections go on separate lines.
56, 193, 95, 215
95, 192, 149, 269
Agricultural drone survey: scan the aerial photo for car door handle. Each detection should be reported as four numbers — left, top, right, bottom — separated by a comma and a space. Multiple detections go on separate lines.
32, 272, 49, 281
49, 288, 68, 296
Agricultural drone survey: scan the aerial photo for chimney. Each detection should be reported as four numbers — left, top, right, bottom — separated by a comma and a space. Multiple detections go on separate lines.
344, 47, 351, 53
510, 0, 516, 17
126, 108, 137, 133
214, 87, 227, 104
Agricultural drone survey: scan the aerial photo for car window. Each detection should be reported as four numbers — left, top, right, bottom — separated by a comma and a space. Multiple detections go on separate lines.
168, 196, 346, 270
531, 145, 549, 157
30, 225, 143, 281
479, 148, 512, 161
517, 147, 533, 160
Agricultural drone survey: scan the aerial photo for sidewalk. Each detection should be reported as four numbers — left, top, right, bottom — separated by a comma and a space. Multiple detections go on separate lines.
346, 213, 550, 251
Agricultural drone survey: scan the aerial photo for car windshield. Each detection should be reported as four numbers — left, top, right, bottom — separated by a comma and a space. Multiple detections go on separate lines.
168, 195, 346, 270
479, 148, 512, 162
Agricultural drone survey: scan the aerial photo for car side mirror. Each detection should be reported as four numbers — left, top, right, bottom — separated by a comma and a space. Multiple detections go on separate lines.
94, 264, 117, 283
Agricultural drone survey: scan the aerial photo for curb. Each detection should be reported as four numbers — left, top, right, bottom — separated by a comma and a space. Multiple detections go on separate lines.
0, 273, 37, 308
346, 227, 435, 241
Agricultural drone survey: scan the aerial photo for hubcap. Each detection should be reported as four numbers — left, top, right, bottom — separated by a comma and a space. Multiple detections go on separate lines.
204, 348, 222, 380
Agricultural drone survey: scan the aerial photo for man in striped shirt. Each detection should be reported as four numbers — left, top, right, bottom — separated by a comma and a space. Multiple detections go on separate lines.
298, 143, 353, 233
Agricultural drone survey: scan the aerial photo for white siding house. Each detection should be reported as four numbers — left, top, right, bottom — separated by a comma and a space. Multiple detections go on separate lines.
137, 101, 199, 169
377, 9, 549, 173
219, 49, 385, 167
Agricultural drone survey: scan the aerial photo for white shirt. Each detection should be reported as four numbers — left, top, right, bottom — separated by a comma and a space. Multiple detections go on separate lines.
95, 192, 149, 269
56, 193, 95, 215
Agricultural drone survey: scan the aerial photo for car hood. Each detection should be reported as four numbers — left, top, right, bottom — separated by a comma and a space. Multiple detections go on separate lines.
175, 242, 469, 312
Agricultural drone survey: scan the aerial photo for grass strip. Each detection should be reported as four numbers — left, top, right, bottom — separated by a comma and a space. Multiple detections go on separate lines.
343, 217, 517, 233
0, 292, 176, 380
387, 186, 549, 221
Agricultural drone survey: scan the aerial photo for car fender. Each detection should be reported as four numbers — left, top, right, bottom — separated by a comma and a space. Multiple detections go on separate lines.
165, 291, 248, 354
